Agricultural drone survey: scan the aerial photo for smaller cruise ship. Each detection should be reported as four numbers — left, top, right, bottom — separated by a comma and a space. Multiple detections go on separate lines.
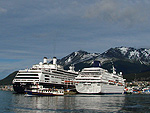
74, 61, 125, 94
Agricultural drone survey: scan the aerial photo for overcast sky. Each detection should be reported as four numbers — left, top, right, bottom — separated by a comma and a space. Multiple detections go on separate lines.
0, 0, 150, 79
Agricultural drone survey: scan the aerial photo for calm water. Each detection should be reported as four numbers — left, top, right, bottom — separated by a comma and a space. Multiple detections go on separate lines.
0, 90, 150, 113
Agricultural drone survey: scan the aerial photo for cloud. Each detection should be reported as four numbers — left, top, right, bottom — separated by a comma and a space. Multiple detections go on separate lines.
0, 7, 7, 13
84, 0, 150, 27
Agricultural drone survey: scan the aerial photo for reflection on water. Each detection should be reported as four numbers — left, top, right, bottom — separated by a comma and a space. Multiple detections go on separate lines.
11, 94, 125, 113
121, 95, 150, 112
73, 95, 125, 112
0, 90, 150, 113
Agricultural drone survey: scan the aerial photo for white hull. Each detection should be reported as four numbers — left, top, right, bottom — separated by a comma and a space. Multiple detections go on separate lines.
76, 83, 124, 94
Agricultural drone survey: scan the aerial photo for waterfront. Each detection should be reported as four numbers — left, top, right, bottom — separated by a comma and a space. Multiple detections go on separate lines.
0, 90, 150, 113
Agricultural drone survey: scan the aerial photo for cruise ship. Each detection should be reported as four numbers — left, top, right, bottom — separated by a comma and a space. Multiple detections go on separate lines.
74, 61, 125, 94
13, 57, 78, 93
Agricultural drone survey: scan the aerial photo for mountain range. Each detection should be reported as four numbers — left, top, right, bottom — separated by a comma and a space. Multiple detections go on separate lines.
1, 46, 150, 85
58, 47, 150, 71
57, 46, 150, 81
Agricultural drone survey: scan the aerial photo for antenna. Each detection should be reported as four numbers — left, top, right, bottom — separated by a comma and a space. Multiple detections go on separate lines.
92, 61, 101, 67
51, 30, 62, 57
111, 61, 116, 74
53, 36, 56, 57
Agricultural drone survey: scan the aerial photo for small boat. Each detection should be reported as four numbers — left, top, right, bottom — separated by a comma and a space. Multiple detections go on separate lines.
24, 85, 64, 96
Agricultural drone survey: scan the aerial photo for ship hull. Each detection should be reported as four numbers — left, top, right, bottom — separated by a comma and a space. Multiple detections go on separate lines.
75, 83, 124, 94
13, 84, 26, 93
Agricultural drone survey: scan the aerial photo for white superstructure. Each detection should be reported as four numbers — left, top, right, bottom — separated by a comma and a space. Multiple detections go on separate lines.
13, 57, 78, 93
75, 64, 125, 94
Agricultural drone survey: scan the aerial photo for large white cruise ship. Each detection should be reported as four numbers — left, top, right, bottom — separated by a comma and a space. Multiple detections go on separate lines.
13, 57, 78, 93
75, 62, 125, 94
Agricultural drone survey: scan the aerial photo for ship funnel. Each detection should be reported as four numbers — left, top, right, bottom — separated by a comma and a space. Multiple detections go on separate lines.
92, 61, 101, 67
43, 57, 48, 64
69, 64, 75, 71
120, 72, 122, 75
53, 57, 57, 65
112, 65, 116, 74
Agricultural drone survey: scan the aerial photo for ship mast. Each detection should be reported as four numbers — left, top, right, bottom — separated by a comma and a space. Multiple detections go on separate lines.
111, 62, 116, 74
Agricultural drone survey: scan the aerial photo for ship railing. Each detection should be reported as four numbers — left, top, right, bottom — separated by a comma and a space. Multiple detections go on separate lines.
19, 69, 41, 72
64, 80, 74, 85
14, 79, 39, 82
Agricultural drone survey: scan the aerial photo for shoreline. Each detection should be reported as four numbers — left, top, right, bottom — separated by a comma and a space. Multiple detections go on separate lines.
0, 85, 14, 91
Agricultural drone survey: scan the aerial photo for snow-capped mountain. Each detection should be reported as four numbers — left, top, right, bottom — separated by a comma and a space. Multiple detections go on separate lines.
57, 47, 150, 75
58, 50, 100, 66
58, 47, 150, 66
102, 47, 150, 65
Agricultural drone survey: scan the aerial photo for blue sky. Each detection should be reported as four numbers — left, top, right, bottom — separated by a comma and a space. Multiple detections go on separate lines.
0, 0, 150, 79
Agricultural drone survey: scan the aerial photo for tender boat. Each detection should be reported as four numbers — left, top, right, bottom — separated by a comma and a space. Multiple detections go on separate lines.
25, 85, 64, 96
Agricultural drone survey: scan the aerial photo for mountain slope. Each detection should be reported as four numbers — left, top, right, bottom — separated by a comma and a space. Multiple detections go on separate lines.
0, 71, 18, 85
58, 50, 100, 70
59, 50, 100, 66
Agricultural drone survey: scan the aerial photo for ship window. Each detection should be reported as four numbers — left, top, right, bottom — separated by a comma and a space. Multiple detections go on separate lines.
45, 75, 49, 77
45, 78, 49, 80
17, 74, 38, 76
15, 77, 39, 79
109, 83, 115, 85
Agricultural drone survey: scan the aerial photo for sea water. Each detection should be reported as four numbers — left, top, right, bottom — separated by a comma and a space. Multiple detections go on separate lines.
0, 90, 150, 113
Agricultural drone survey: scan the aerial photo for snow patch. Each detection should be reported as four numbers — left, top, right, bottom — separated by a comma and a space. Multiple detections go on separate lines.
143, 49, 150, 57
119, 47, 128, 55
129, 50, 139, 59
67, 57, 72, 63
75, 52, 78, 56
